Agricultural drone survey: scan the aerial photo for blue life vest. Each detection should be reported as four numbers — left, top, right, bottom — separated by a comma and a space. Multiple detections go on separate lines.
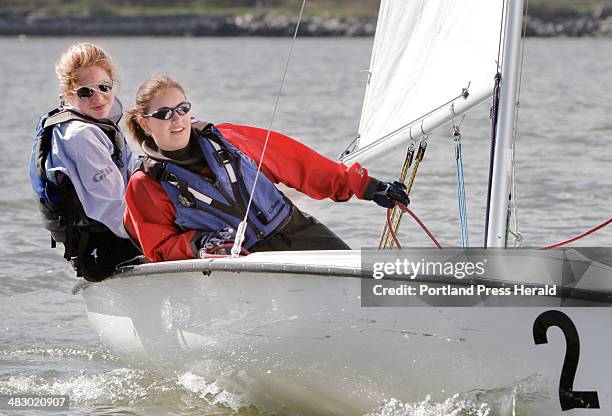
146, 125, 292, 249
29, 108, 126, 268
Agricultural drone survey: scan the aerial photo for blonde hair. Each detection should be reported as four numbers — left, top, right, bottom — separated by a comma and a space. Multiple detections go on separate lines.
126, 74, 186, 145
55, 43, 116, 102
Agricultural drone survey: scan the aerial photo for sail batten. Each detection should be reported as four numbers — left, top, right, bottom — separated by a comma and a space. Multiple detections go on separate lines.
342, 0, 504, 164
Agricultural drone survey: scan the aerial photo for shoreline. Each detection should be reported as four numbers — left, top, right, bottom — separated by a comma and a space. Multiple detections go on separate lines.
1, 11, 612, 37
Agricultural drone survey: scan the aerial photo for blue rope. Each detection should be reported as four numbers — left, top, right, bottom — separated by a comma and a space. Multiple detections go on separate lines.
455, 138, 469, 247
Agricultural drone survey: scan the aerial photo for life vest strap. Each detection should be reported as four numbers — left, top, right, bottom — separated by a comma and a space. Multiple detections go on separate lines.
43, 111, 86, 129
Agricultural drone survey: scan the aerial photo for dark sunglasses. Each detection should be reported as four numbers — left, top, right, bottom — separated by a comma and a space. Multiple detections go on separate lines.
144, 101, 192, 120
73, 80, 114, 100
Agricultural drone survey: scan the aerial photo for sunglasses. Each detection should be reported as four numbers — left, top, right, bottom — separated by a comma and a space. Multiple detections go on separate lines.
143, 101, 192, 120
73, 80, 114, 100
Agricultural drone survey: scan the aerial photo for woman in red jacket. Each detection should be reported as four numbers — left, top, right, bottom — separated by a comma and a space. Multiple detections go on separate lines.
124, 74, 408, 262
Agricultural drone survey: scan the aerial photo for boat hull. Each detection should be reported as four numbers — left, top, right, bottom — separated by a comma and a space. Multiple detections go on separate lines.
80, 251, 612, 415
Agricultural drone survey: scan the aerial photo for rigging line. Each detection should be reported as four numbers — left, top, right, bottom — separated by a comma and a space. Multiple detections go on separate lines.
343, 88, 469, 159
540, 218, 612, 250
379, 133, 427, 249
509, 0, 530, 248
385, 208, 403, 249
407, 140, 427, 197
496, 0, 508, 72
380, 139, 427, 249
386, 202, 443, 249
483, 73, 501, 247
452, 105, 469, 247
485, 0, 508, 247
379, 143, 415, 248
339, 134, 360, 158
455, 139, 469, 246
231, 0, 306, 257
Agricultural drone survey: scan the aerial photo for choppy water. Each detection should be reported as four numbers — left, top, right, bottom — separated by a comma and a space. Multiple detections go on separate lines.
0, 36, 610, 415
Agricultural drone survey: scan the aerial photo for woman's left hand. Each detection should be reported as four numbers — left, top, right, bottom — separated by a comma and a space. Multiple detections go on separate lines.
364, 179, 410, 209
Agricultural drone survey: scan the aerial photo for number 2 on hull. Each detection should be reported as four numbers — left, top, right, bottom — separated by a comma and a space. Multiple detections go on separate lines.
533, 310, 600, 411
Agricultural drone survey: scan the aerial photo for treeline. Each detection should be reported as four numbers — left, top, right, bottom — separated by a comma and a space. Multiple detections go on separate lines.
4, 0, 610, 18
0, 0, 379, 17
1, 0, 611, 37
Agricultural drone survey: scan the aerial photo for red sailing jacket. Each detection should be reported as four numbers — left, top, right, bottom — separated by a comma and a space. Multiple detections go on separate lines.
124, 123, 372, 262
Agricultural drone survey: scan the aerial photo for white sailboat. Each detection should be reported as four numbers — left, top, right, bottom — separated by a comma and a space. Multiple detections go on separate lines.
77, 1, 612, 414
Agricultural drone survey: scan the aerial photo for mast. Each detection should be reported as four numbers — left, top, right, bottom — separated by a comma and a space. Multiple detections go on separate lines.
485, 0, 524, 248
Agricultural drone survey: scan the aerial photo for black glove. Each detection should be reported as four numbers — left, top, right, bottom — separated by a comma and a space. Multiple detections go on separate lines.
198, 227, 235, 257
364, 179, 409, 209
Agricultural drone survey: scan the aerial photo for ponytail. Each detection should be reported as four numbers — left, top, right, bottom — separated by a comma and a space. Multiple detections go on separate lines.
125, 107, 149, 145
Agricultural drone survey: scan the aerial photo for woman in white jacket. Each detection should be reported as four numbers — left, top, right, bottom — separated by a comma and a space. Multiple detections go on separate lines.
30, 43, 141, 281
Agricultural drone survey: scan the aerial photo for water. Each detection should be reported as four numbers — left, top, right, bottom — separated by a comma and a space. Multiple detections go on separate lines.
0, 36, 611, 415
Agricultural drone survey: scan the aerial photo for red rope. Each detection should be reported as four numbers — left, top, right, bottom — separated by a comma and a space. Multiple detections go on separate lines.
387, 203, 443, 249
200, 215, 610, 255
386, 208, 403, 248
540, 217, 612, 250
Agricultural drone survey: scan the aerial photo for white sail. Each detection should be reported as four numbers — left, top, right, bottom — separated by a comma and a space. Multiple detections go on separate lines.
342, 0, 505, 164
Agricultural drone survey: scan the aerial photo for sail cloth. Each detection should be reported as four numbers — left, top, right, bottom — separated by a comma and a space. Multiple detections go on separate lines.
341, 0, 505, 165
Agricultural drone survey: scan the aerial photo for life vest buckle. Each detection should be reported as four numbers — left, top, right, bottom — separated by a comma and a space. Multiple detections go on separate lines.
176, 180, 197, 208
216, 148, 233, 164
178, 193, 196, 208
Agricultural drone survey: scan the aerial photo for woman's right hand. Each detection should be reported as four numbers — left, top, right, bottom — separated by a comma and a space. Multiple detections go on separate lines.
364, 179, 410, 209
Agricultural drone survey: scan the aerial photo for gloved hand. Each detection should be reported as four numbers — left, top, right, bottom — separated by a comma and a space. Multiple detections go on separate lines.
198, 227, 235, 257
364, 179, 410, 209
